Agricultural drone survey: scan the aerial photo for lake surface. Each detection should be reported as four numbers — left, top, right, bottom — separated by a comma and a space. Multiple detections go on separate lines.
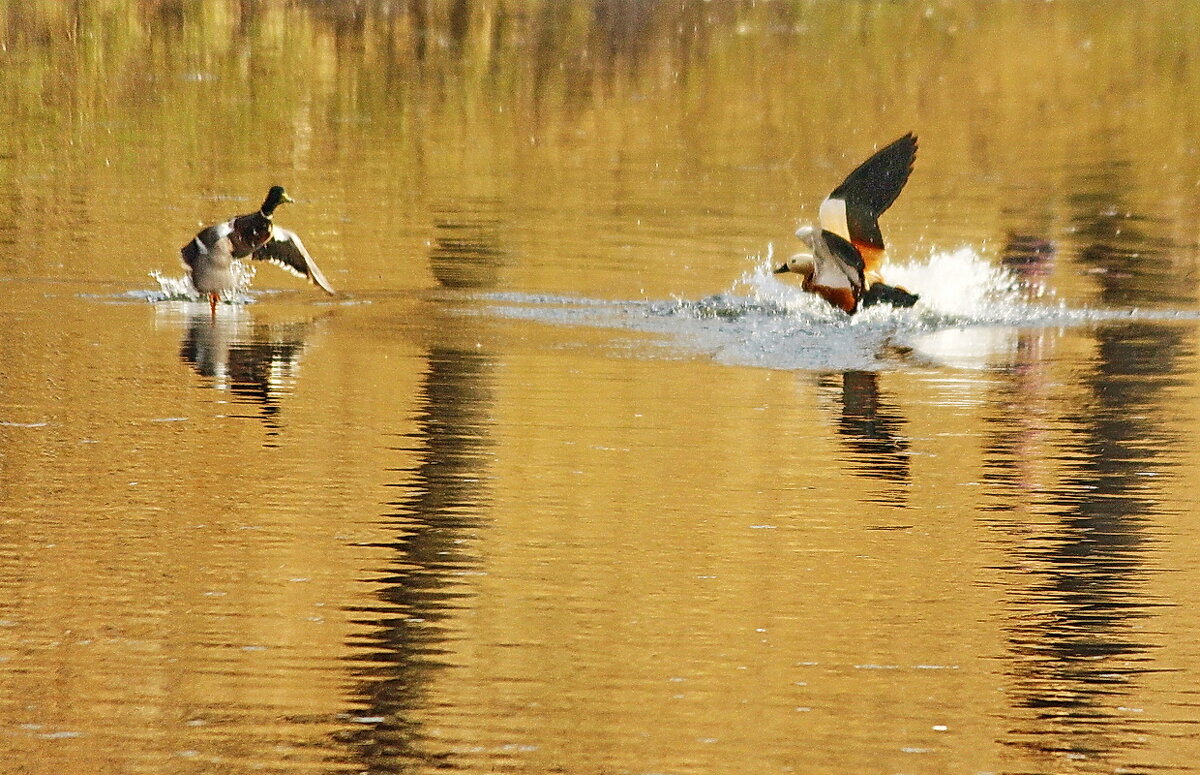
4, 2, 1200, 773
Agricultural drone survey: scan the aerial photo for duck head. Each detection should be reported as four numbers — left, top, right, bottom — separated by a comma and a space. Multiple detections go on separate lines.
774, 253, 815, 279
260, 185, 295, 217
773, 225, 818, 277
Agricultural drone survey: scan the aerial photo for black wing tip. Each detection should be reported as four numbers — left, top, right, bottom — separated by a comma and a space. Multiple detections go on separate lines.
874, 131, 919, 170
828, 131, 920, 222
895, 131, 918, 166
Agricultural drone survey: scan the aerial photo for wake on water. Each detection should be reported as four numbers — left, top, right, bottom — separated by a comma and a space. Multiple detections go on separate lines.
483, 246, 1198, 371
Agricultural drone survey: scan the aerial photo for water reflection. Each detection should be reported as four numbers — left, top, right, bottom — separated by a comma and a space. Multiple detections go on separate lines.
1000, 232, 1055, 298
821, 371, 911, 506
994, 321, 1182, 766
1068, 158, 1184, 308
343, 213, 502, 770
429, 200, 508, 290
983, 168, 1190, 767
178, 309, 324, 434
343, 344, 495, 772
7, 2, 1200, 773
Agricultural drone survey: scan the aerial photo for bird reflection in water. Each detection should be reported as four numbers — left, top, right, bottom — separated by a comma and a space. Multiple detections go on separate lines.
820, 370, 911, 508
178, 309, 322, 436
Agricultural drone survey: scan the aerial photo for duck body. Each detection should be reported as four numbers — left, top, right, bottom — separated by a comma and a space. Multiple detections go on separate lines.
789, 226, 865, 315
775, 133, 919, 315
181, 186, 335, 315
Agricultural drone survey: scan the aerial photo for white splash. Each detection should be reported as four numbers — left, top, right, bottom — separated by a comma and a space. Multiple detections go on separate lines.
736, 244, 1040, 326
148, 270, 198, 301
147, 261, 257, 304
886, 247, 1019, 315
479, 243, 1197, 372
733, 242, 846, 320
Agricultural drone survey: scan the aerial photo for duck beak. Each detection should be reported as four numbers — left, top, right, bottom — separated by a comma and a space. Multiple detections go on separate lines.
281, 191, 295, 204
774, 263, 790, 274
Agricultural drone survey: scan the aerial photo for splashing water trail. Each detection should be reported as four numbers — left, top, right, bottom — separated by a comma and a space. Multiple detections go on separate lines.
149, 270, 199, 301
735, 244, 1033, 324
479, 243, 1197, 371
883, 247, 1030, 321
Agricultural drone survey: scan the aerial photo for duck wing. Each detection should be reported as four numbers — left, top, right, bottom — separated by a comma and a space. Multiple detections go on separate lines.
809, 229, 866, 314
812, 229, 865, 289
251, 227, 336, 295
181, 222, 234, 270
819, 133, 917, 277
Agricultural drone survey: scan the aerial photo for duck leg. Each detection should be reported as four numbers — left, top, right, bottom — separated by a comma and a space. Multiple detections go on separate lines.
209, 292, 218, 319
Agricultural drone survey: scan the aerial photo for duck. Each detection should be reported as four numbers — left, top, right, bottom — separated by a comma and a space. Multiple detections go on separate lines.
181, 186, 335, 316
775, 133, 920, 315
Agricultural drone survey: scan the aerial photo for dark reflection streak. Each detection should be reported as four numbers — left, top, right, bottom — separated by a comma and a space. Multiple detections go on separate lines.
341, 202, 502, 772
1001, 320, 1182, 764
822, 371, 911, 506
430, 200, 507, 290
984, 178, 1188, 766
341, 346, 495, 773
1068, 159, 1182, 308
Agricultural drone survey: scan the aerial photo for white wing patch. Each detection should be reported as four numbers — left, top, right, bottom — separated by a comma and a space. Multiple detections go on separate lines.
819, 197, 850, 243
261, 256, 310, 281
811, 256, 856, 290
795, 225, 858, 291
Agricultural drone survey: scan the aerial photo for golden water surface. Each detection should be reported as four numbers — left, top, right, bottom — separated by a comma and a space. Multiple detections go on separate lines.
4, 2, 1200, 773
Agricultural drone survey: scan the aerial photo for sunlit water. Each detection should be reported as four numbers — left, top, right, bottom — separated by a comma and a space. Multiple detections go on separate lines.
5, 2, 1200, 775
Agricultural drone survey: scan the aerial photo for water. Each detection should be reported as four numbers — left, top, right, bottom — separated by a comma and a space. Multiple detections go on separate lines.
4, 2, 1200, 773
481, 247, 1200, 375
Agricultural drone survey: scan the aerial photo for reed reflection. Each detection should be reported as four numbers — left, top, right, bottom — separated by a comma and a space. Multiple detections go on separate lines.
430, 200, 507, 290
341, 203, 502, 772
342, 345, 495, 772
1068, 159, 1182, 308
984, 176, 1186, 764
178, 309, 322, 435
998, 321, 1180, 765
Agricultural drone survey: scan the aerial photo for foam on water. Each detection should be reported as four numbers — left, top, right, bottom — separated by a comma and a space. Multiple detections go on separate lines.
481, 245, 1200, 372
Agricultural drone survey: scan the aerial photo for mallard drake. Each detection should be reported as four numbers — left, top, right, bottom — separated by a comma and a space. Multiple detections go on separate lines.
775, 133, 920, 314
181, 186, 335, 315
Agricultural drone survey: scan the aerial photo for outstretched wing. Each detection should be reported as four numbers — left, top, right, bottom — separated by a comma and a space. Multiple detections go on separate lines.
251, 227, 336, 295
819, 133, 918, 255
